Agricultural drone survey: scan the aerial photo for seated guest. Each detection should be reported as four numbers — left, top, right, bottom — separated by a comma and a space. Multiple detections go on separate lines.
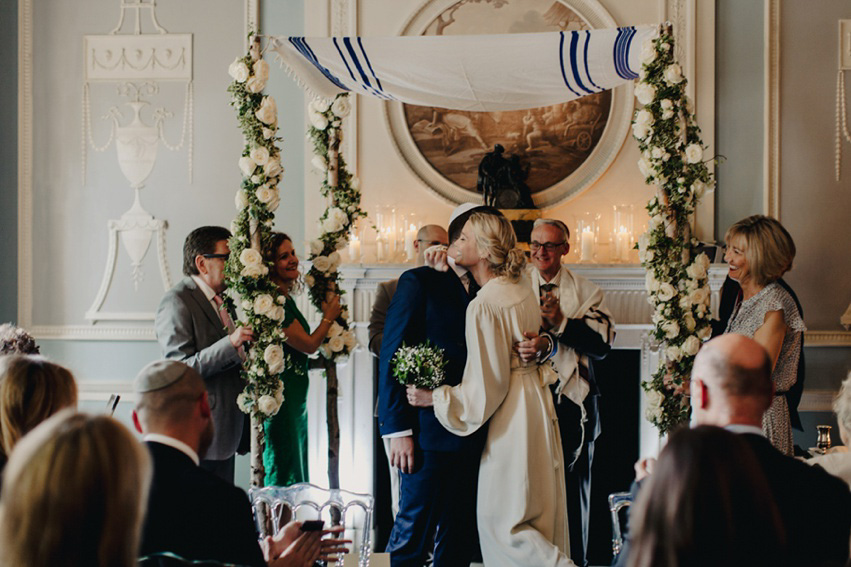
0, 355, 77, 473
0, 323, 39, 355
133, 360, 345, 567
809, 372, 851, 486
0, 410, 151, 567
628, 426, 785, 567
616, 334, 851, 567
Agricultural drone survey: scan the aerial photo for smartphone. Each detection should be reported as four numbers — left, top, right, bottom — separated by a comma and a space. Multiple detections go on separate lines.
300, 520, 324, 532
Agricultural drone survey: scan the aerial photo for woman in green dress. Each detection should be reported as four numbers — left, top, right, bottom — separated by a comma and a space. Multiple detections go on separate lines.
262, 232, 342, 486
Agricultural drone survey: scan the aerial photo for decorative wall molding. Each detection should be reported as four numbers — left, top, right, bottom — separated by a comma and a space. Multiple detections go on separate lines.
799, 389, 837, 413
31, 325, 155, 341
804, 330, 851, 347
764, 0, 781, 218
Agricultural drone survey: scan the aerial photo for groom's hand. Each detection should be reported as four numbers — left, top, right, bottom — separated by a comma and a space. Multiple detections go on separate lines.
229, 325, 254, 348
514, 331, 548, 362
424, 245, 449, 271
390, 436, 415, 474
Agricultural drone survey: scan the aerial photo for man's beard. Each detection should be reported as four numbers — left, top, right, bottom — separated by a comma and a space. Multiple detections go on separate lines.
198, 419, 215, 460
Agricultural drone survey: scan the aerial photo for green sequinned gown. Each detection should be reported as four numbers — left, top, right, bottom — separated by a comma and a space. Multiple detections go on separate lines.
263, 296, 310, 486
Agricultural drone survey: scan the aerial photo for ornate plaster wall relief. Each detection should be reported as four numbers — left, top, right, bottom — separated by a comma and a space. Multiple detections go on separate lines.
82, 0, 193, 323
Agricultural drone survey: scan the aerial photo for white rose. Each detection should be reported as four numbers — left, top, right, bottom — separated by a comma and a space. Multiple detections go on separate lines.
638, 157, 654, 179
309, 239, 324, 256
664, 64, 684, 85
305, 274, 315, 287
238, 156, 256, 178
311, 155, 328, 172
228, 58, 249, 83
267, 195, 280, 212
661, 109, 674, 120
242, 300, 253, 311
313, 255, 331, 272
258, 394, 280, 416
698, 325, 712, 340
645, 272, 661, 293
331, 96, 351, 118
237, 392, 252, 413
241, 264, 268, 278
309, 109, 329, 130
310, 97, 331, 113
318, 345, 331, 359
263, 128, 275, 140
239, 248, 263, 267
696, 253, 710, 271
322, 207, 347, 233
246, 76, 266, 93
635, 109, 654, 127
662, 320, 680, 339
342, 330, 357, 350
328, 322, 343, 337
264, 344, 285, 372
254, 294, 274, 315
255, 96, 278, 125
264, 157, 283, 179
328, 251, 341, 270
651, 147, 664, 160
632, 122, 650, 140
649, 213, 664, 229
685, 144, 703, 164
634, 83, 657, 106
335, 239, 348, 251
250, 146, 270, 166
645, 389, 665, 422
328, 335, 345, 352
690, 286, 710, 306
679, 295, 692, 311
351, 177, 360, 191
640, 40, 657, 64
235, 189, 248, 210
271, 305, 285, 321
253, 59, 270, 81
657, 282, 676, 302
683, 312, 696, 332
666, 345, 683, 362
660, 99, 673, 111
256, 185, 277, 204
686, 259, 708, 280
682, 335, 701, 357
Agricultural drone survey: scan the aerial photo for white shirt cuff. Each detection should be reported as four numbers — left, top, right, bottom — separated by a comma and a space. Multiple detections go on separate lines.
382, 429, 413, 439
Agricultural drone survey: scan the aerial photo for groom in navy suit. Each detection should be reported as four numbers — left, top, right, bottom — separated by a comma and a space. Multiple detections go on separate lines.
377, 205, 499, 567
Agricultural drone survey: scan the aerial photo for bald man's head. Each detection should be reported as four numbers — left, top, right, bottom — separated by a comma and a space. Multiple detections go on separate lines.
691, 334, 773, 427
414, 224, 449, 265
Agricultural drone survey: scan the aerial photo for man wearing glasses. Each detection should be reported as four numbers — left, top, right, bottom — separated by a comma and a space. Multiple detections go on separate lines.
155, 225, 254, 483
520, 218, 615, 567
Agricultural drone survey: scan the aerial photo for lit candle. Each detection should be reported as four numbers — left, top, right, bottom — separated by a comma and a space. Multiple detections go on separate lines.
376, 231, 386, 263
581, 228, 595, 262
615, 226, 631, 262
348, 234, 361, 263
404, 224, 417, 262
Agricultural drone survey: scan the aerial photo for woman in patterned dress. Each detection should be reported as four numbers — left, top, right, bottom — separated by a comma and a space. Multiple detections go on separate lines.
723, 215, 804, 455
261, 232, 341, 486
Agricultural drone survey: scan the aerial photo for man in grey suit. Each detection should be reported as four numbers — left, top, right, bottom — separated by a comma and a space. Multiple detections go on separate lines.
155, 226, 254, 483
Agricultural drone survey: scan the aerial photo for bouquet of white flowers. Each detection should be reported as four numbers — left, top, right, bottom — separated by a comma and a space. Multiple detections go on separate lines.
391, 342, 448, 390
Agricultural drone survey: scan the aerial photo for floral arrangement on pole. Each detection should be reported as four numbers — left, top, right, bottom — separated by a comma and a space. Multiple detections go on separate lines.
224, 36, 289, 429
632, 25, 715, 434
305, 94, 364, 359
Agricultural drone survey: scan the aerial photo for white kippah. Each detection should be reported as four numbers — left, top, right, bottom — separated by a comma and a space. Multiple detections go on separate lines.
134, 360, 190, 393
449, 202, 480, 225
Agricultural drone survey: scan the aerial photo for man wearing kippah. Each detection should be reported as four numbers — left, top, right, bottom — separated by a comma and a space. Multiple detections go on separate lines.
133, 359, 346, 566
155, 226, 254, 484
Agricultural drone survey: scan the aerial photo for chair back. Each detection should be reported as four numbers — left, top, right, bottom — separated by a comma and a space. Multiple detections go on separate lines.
608, 491, 634, 557
249, 482, 373, 567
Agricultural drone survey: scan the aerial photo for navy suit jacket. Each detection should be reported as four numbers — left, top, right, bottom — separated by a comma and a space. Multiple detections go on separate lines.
377, 267, 477, 452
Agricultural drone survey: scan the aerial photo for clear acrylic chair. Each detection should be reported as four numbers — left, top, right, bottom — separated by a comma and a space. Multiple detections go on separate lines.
249, 483, 374, 567
608, 491, 634, 558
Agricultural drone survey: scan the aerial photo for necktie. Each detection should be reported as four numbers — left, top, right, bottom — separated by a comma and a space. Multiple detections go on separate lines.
213, 294, 246, 360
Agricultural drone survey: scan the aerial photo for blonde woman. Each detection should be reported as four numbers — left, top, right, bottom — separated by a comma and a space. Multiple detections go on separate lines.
809, 373, 851, 486
408, 212, 575, 567
0, 355, 77, 468
0, 410, 152, 567
723, 215, 805, 455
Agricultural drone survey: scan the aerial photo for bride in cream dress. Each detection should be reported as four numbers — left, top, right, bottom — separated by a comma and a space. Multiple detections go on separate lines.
407, 212, 575, 567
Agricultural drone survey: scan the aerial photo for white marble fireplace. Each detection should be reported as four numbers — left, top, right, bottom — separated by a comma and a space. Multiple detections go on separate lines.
297, 263, 729, 496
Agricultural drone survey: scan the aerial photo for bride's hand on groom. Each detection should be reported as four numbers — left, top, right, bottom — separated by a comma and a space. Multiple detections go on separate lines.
406, 385, 434, 408
514, 331, 549, 362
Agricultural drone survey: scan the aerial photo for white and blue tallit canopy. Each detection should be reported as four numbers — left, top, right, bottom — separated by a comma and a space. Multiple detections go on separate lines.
269, 26, 657, 112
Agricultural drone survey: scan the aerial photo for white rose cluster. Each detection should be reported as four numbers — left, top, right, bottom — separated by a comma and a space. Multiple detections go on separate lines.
645, 389, 665, 422
321, 207, 348, 234
239, 248, 269, 278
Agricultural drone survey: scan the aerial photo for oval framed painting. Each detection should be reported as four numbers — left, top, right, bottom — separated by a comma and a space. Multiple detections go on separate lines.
384, 0, 634, 207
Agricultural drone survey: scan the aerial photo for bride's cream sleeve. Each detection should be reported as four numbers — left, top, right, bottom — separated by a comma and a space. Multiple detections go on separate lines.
432, 300, 512, 436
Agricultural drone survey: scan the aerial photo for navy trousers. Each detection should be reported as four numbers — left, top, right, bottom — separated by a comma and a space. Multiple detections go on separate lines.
385, 446, 480, 567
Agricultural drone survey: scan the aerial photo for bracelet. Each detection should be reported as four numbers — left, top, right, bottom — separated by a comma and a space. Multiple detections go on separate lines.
322, 318, 334, 324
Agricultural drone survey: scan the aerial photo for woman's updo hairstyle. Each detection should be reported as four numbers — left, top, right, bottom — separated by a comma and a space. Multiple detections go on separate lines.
466, 212, 527, 282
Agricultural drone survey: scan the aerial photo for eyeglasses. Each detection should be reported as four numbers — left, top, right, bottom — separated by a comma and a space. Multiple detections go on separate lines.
529, 241, 566, 252
417, 239, 446, 247
202, 253, 230, 260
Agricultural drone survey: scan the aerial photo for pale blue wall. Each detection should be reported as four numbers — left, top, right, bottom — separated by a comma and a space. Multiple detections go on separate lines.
714, 0, 764, 238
